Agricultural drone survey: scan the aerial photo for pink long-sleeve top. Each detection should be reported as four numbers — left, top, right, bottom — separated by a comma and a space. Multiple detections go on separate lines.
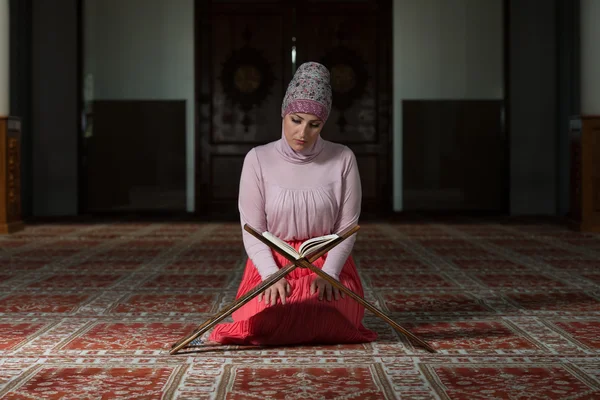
238, 134, 361, 281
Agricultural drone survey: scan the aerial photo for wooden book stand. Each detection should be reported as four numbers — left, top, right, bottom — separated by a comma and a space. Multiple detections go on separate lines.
169, 224, 436, 354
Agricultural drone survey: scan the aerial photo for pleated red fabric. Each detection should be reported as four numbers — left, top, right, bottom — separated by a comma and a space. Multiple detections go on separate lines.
208, 241, 378, 346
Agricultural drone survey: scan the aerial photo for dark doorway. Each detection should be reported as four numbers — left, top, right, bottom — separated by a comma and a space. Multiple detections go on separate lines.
402, 100, 507, 211
194, 0, 394, 219
82, 100, 187, 213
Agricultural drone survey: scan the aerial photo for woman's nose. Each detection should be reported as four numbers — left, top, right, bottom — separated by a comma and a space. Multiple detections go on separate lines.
301, 124, 310, 137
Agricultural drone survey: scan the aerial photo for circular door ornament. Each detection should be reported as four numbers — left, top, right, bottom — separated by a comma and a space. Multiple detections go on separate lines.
220, 46, 275, 131
330, 64, 357, 94
234, 65, 262, 94
321, 46, 369, 131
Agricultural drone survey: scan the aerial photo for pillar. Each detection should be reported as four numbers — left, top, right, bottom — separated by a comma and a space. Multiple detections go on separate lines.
0, 0, 24, 234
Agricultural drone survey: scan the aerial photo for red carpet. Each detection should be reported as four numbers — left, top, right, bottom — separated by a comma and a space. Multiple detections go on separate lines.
0, 219, 599, 399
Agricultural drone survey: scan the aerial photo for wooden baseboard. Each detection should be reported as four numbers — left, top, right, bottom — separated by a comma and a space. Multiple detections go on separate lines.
566, 217, 600, 233
0, 221, 24, 234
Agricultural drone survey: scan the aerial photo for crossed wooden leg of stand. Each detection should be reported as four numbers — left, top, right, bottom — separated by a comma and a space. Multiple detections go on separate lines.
170, 224, 436, 354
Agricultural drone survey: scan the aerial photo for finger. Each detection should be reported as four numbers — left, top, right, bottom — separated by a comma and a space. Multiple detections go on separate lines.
271, 289, 277, 306
278, 286, 286, 305
333, 287, 340, 301
318, 283, 324, 301
265, 289, 271, 306
310, 280, 316, 295
286, 282, 291, 295
258, 292, 263, 303
326, 284, 332, 301
341, 290, 345, 299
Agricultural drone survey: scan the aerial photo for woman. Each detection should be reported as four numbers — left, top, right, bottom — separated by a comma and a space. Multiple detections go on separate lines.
208, 62, 377, 346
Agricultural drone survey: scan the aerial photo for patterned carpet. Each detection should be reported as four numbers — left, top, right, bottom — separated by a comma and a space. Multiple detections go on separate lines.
0, 218, 599, 399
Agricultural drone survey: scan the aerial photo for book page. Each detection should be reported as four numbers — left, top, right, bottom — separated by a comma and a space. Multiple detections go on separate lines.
299, 234, 338, 257
262, 232, 301, 260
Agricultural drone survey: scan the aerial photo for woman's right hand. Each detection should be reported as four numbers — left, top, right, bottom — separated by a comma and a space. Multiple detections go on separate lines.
258, 278, 291, 306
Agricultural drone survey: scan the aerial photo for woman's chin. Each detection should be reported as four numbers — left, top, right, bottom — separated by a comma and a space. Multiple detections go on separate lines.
291, 143, 308, 152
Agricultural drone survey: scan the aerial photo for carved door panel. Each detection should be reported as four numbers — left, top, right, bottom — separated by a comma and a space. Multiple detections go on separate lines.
195, 0, 392, 217
295, 0, 393, 216
195, 1, 293, 217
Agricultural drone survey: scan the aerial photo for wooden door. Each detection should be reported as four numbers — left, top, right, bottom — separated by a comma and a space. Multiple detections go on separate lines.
195, 0, 393, 218
195, 0, 293, 218
295, 0, 393, 216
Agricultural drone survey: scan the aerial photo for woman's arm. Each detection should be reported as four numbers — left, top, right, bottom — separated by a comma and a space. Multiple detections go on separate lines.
321, 149, 361, 280
238, 149, 280, 280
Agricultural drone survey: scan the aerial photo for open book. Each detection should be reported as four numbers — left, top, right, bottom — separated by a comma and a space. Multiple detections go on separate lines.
262, 231, 339, 260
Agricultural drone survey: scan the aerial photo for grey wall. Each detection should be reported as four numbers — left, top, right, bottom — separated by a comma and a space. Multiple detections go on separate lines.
509, 0, 558, 215
580, 0, 600, 115
32, 0, 79, 216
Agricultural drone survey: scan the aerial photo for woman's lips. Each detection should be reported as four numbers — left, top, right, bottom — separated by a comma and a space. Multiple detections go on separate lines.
295, 139, 306, 145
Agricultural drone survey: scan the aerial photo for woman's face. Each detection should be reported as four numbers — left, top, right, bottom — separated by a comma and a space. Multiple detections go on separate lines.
283, 112, 324, 152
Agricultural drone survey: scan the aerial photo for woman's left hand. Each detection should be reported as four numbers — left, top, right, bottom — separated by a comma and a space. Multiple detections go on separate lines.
310, 276, 345, 301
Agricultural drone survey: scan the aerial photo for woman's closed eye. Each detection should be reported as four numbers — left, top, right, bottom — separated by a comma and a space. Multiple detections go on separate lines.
292, 118, 320, 129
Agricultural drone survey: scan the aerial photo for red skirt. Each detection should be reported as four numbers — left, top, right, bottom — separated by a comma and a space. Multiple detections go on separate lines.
208, 240, 378, 346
